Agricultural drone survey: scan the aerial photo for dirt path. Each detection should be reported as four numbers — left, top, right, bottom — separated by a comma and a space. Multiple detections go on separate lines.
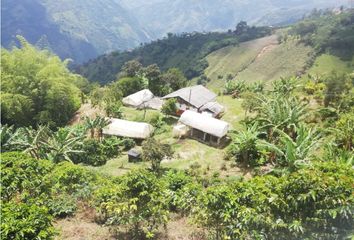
68, 103, 105, 126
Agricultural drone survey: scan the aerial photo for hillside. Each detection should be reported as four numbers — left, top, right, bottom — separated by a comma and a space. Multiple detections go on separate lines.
122, 0, 347, 38
1, 0, 151, 63
76, 26, 272, 84
204, 10, 354, 89
2, 1, 348, 63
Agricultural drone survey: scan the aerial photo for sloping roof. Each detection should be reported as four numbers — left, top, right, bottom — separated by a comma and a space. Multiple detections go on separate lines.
137, 97, 164, 110
200, 101, 225, 115
102, 118, 154, 139
122, 89, 154, 107
179, 110, 229, 138
162, 85, 216, 108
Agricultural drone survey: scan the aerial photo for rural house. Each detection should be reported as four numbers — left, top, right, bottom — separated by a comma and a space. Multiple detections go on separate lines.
122, 89, 164, 110
174, 110, 229, 147
162, 85, 224, 118
102, 118, 154, 139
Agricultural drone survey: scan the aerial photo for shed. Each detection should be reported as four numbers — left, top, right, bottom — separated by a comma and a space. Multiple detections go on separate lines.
102, 118, 154, 139
122, 89, 154, 107
200, 101, 225, 118
128, 148, 142, 162
179, 110, 229, 146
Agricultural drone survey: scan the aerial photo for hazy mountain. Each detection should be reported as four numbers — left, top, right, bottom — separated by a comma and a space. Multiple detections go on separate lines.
1, 0, 348, 63
1, 0, 151, 63
121, 0, 348, 38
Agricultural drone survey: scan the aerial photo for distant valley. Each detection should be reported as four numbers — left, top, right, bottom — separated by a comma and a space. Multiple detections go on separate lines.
1, 0, 348, 63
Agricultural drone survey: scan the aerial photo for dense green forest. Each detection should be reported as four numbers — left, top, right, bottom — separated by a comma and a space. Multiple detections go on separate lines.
1, 10, 354, 240
77, 23, 272, 84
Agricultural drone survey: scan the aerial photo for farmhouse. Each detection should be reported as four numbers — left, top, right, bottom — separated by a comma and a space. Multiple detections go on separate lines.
122, 89, 164, 110
162, 85, 224, 117
102, 118, 154, 139
175, 110, 229, 147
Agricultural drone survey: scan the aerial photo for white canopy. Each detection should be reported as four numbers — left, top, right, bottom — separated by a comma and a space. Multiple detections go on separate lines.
179, 110, 229, 138
122, 89, 154, 107
102, 118, 154, 139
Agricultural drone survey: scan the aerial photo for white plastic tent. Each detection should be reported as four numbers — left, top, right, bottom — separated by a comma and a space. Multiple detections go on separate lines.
122, 89, 154, 107
102, 118, 154, 139
179, 110, 229, 138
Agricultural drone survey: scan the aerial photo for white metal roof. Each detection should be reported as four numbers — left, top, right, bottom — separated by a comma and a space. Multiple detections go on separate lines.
102, 118, 154, 139
162, 85, 216, 108
122, 89, 154, 107
179, 110, 229, 138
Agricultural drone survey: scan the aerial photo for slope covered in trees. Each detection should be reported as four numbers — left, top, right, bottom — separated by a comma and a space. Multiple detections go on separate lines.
1, 0, 151, 63
77, 24, 272, 84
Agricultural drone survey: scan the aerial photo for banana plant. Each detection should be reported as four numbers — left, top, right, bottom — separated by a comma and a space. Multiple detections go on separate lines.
259, 124, 321, 171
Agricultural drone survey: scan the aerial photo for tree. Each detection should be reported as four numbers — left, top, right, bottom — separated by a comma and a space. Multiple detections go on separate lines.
161, 98, 177, 116
161, 68, 187, 91
144, 64, 165, 96
0, 93, 34, 127
259, 124, 321, 171
1, 36, 83, 128
114, 77, 145, 97
235, 21, 249, 35
83, 115, 109, 139
254, 95, 308, 141
142, 138, 173, 173
226, 124, 265, 166
119, 60, 143, 78
42, 127, 84, 163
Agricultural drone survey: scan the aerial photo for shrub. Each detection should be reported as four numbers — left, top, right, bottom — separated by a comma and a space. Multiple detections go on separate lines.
1, 152, 53, 201
1, 201, 55, 240
161, 98, 177, 116
48, 194, 77, 218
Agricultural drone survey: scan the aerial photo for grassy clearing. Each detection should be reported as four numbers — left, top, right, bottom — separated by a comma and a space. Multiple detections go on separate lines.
235, 39, 313, 84
205, 35, 278, 91
121, 106, 160, 122
306, 54, 354, 76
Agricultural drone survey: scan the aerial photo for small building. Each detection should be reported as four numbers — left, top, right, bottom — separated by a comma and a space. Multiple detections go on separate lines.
162, 85, 224, 118
199, 101, 225, 118
177, 110, 229, 147
102, 118, 154, 139
122, 89, 164, 110
128, 148, 142, 162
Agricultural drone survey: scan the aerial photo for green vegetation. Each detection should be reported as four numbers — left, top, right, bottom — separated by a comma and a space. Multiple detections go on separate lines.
1, 10, 354, 240
1, 37, 87, 128
77, 24, 272, 84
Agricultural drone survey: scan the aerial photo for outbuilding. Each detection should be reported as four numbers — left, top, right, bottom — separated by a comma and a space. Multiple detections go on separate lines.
177, 110, 229, 147
122, 89, 164, 110
102, 118, 154, 139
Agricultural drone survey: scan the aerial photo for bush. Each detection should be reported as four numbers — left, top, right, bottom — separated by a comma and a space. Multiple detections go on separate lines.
1, 201, 55, 240
1, 152, 54, 201
161, 98, 177, 116
75, 139, 107, 166
48, 194, 77, 218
